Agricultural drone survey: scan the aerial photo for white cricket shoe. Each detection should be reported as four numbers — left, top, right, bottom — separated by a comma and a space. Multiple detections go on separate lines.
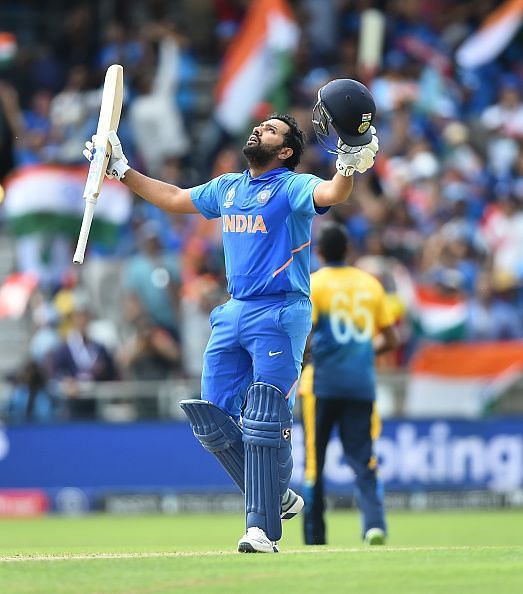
281, 488, 304, 522
364, 527, 386, 545
237, 527, 279, 553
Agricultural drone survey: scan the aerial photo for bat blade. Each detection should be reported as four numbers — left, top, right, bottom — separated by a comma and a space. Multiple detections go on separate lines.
73, 64, 124, 264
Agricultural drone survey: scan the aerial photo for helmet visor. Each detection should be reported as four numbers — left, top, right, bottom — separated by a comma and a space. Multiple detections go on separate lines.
312, 99, 339, 154
312, 99, 366, 155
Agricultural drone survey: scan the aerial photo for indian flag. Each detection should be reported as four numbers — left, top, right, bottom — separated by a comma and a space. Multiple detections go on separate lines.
3, 164, 132, 247
410, 284, 467, 342
0, 272, 38, 319
406, 342, 523, 418
456, 0, 523, 68
214, 0, 299, 135
0, 32, 17, 64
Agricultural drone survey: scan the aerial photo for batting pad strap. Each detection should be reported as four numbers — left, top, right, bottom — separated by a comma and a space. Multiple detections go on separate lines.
179, 399, 244, 492
242, 383, 293, 542
242, 383, 292, 447
242, 420, 288, 447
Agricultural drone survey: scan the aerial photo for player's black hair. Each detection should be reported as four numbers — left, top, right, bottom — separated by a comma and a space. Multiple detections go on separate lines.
269, 112, 305, 171
316, 221, 349, 263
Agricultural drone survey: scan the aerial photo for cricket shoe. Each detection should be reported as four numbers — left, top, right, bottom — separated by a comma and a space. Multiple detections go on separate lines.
237, 527, 279, 553
364, 527, 386, 545
281, 488, 304, 522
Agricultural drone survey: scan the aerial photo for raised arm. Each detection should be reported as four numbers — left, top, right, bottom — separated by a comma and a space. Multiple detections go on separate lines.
121, 169, 198, 214
84, 131, 199, 214
313, 172, 354, 208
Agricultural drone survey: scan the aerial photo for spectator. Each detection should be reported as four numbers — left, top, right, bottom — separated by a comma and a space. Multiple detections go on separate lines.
122, 220, 182, 340
381, 200, 425, 269
480, 76, 523, 139
466, 271, 523, 341
180, 237, 227, 379
29, 301, 61, 367
96, 20, 144, 72
117, 313, 181, 380
17, 88, 57, 165
128, 24, 189, 177
480, 77, 523, 180
482, 191, 523, 281
49, 292, 119, 419
49, 64, 100, 164
3, 361, 57, 424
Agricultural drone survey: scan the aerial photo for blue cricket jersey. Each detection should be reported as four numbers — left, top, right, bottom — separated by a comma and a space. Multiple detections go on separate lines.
191, 168, 325, 299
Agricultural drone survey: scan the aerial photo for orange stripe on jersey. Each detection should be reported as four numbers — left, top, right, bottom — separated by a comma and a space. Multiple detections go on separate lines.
292, 240, 311, 253
272, 255, 294, 278
272, 240, 311, 278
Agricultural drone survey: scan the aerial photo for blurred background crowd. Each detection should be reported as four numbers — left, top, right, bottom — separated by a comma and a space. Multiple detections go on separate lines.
0, 0, 522, 423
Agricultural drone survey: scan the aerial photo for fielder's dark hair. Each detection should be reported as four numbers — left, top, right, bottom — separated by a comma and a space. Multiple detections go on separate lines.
316, 221, 349, 263
269, 112, 305, 171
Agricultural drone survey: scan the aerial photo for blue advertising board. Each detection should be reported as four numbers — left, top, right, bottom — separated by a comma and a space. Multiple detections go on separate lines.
0, 418, 521, 509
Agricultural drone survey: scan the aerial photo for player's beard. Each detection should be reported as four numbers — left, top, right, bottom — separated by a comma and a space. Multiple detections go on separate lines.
242, 141, 283, 168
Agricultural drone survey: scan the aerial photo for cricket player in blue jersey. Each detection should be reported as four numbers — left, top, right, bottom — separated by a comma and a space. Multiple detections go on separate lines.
299, 222, 398, 546
84, 79, 379, 553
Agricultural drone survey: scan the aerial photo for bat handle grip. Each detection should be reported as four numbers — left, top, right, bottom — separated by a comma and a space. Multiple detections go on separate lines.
73, 198, 97, 264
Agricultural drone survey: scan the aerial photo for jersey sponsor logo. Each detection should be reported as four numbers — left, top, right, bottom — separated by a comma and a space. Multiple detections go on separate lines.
223, 189, 235, 208
257, 190, 271, 204
282, 428, 291, 440
222, 214, 267, 234
268, 350, 283, 357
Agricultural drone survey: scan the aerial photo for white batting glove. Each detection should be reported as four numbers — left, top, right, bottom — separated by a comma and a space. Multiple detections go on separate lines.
82, 131, 130, 180
106, 131, 130, 180
335, 126, 379, 176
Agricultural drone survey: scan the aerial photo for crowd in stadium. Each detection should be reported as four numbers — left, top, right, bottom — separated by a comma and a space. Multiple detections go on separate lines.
0, 0, 522, 421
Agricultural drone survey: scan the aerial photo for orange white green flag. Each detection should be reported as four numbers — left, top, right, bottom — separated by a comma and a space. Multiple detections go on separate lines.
406, 342, 523, 418
0, 32, 17, 64
214, 0, 299, 135
410, 284, 468, 343
3, 164, 132, 247
456, 0, 523, 68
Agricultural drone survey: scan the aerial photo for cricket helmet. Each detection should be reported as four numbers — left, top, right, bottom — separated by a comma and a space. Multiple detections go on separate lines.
312, 78, 376, 154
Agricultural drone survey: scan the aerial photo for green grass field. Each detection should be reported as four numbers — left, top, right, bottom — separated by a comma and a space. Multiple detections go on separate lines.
1, 510, 522, 594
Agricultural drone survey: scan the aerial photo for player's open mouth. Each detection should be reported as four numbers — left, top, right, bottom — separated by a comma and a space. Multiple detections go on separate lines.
247, 135, 259, 145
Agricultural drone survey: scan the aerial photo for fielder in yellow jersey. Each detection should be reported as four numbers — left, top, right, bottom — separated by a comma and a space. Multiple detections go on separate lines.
300, 221, 397, 545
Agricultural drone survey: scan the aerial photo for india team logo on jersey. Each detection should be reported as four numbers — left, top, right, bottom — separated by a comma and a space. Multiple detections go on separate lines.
223, 189, 235, 208
223, 214, 267, 234
257, 189, 271, 204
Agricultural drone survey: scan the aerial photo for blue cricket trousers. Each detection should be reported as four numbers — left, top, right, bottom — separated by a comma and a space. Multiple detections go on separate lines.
201, 294, 312, 420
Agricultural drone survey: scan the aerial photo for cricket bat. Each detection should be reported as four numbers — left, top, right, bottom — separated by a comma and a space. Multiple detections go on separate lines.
73, 64, 124, 264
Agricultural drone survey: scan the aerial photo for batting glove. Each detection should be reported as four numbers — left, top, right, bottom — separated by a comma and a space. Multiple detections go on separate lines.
335, 126, 379, 176
82, 130, 130, 180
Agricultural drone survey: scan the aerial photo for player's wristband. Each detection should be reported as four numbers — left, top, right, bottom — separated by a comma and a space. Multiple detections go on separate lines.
335, 159, 355, 177
108, 160, 130, 180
